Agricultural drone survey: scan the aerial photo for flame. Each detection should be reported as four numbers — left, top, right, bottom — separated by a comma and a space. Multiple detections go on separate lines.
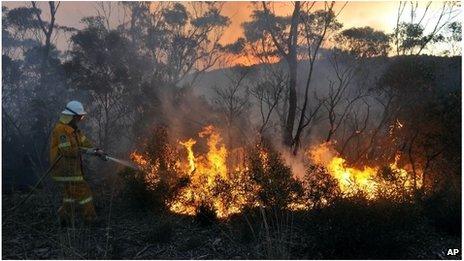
198, 126, 228, 180
179, 138, 196, 173
131, 125, 253, 218
130, 150, 160, 185
131, 152, 148, 167
308, 142, 378, 196
131, 128, 419, 218
174, 125, 249, 218
258, 145, 269, 170
308, 142, 417, 199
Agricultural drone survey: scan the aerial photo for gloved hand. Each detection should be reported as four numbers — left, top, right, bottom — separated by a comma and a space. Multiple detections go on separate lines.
94, 148, 108, 161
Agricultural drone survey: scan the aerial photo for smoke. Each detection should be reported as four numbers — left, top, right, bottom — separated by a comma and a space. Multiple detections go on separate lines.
308, 141, 339, 166
139, 54, 386, 181
279, 148, 307, 181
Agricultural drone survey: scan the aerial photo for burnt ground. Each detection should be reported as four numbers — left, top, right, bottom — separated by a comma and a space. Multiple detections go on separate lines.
2, 185, 461, 260
2, 183, 265, 259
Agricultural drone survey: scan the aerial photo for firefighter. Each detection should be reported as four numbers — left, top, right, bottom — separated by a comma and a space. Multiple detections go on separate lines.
50, 100, 106, 226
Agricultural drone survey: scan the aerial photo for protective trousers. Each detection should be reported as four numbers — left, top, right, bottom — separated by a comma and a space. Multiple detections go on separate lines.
58, 181, 96, 224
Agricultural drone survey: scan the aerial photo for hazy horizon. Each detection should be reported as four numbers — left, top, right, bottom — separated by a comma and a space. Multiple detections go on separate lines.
3, 1, 461, 66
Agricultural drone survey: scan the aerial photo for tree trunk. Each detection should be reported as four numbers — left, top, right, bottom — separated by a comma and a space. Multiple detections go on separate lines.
284, 62, 297, 147
282, 2, 300, 149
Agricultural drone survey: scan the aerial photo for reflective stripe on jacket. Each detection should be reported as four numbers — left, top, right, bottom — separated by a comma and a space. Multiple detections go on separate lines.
50, 116, 93, 180
53, 176, 84, 182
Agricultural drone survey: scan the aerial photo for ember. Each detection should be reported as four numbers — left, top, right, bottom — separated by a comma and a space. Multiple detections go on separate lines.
132, 125, 255, 218
308, 142, 418, 199
131, 126, 419, 218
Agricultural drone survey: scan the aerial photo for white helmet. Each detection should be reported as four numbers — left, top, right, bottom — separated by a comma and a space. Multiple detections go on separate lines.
62, 100, 87, 116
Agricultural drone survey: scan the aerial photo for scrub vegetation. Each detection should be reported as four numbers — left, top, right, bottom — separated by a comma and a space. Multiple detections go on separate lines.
2, 1, 461, 259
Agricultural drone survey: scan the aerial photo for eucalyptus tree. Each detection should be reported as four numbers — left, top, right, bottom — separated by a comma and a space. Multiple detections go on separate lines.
240, 2, 342, 154
120, 2, 230, 86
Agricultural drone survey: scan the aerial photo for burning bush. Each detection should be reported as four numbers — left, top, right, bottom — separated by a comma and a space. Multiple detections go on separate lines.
245, 140, 303, 210
374, 165, 415, 202
308, 142, 418, 200
130, 125, 257, 218
126, 125, 423, 219
128, 125, 307, 218
128, 126, 186, 210
303, 164, 341, 209
169, 125, 258, 218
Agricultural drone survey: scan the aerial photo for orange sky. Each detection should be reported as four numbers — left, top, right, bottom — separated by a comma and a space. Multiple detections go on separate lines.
218, 1, 400, 45
3, 1, 459, 58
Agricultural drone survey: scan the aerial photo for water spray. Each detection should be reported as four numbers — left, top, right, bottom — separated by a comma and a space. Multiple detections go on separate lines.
104, 155, 141, 171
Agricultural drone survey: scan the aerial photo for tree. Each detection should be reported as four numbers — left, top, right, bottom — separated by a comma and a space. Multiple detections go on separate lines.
64, 19, 152, 151
392, 1, 460, 55
292, 4, 343, 154
377, 56, 460, 192
241, 2, 342, 154
212, 66, 252, 148
30, 1, 59, 62
223, 36, 288, 136
320, 27, 389, 146
444, 21, 462, 56
335, 26, 390, 58
120, 2, 230, 86
320, 51, 366, 143
339, 100, 370, 158
2, 6, 41, 58
249, 68, 287, 135
244, 2, 301, 150
2, 3, 69, 174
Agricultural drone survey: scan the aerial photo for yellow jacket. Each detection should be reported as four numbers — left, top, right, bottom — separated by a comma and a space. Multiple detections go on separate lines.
50, 115, 93, 181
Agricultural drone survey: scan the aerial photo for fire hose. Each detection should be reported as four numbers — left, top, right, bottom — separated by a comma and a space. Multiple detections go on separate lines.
4, 152, 140, 221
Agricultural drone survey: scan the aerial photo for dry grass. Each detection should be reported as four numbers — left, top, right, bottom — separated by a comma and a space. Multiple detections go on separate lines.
2, 181, 461, 259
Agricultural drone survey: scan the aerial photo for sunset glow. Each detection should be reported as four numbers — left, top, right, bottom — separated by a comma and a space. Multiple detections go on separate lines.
3, 1, 457, 50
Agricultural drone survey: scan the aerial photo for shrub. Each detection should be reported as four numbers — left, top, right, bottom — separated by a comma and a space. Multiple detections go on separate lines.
245, 140, 303, 210
303, 164, 341, 209
120, 126, 186, 211
374, 165, 415, 202
118, 167, 159, 210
